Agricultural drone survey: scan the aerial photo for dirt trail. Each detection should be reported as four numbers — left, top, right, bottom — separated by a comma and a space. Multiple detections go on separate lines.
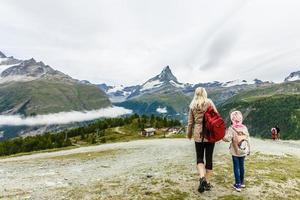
0, 138, 299, 199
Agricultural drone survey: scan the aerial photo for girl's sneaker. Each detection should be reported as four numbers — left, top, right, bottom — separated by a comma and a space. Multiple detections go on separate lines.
241, 183, 246, 188
233, 184, 241, 192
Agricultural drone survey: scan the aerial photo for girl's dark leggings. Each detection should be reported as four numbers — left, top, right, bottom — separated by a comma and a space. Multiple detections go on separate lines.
195, 142, 215, 170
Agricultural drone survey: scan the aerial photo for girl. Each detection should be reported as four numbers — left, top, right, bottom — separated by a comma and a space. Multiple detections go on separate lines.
223, 110, 250, 192
187, 87, 218, 193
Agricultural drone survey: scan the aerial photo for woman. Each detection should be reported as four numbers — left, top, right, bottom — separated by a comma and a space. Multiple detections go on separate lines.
187, 87, 218, 193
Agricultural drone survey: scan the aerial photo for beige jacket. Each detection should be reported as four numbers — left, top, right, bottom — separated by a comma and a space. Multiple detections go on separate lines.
223, 126, 250, 157
187, 99, 218, 142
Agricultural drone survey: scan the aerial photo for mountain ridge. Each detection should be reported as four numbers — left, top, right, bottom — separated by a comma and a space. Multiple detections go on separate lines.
285, 70, 300, 82
100, 66, 276, 103
0, 51, 111, 116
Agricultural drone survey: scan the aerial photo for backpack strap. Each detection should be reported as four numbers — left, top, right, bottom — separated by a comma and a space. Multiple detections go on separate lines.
201, 114, 206, 143
231, 126, 245, 135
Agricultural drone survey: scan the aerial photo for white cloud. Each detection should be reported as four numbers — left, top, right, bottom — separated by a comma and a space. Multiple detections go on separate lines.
0, 0, 300, 85
156, 107, 168, 114
0, 107, 132, 126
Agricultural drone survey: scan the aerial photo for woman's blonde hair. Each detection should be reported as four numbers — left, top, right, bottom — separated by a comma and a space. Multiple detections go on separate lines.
189, 87, 208, 109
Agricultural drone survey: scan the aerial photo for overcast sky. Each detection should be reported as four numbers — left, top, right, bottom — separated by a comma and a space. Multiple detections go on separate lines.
0, 0, 300, 85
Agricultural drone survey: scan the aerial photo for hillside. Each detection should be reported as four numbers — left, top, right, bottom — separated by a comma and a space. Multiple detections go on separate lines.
0, 80, 110, 116
0, 115, 181, 156
115, 67, 192, 118
116, 90, 191, 117
219, 81, 300, 139
0, 52, 111, 116
0, 51, 111, 140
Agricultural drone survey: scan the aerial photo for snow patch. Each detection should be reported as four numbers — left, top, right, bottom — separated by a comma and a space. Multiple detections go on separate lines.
222, 79, 249, 87
156, 107, 168, 114
141, 80, 163, 91
169, 80, 184, 88
107, 85, 125, 93
0, 58, 9, 62
287, 75, 300, 82
0, 106, 132, 126
0, 63, 21, 74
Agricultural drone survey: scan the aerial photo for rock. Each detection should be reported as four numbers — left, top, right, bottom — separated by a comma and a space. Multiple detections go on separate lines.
146, 174, 153, 178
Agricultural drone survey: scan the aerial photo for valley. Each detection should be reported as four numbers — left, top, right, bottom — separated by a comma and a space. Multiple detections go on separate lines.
101, 66, 300, 139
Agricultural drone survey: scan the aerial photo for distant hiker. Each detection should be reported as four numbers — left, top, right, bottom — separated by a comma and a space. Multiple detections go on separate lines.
223, 110, 250, 192
187, 87, 218, 193
275, 125, 280, 140
271, 128, 277, 140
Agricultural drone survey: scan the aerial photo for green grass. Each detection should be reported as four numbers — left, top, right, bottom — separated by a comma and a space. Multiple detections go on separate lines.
217, 195, 247, 200
219, 93, 300, 139
136, 91, 191, 113
120, 90, 191, 114
213, 153, 300, 200
46, 149, 124, 161
71, 124, 183, 146
51, 152, 300, 200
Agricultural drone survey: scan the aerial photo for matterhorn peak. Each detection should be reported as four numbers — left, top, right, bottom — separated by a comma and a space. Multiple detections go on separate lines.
157, 65, 179, 83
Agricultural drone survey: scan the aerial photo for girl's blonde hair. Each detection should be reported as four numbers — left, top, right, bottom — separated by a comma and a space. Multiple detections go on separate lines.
189, 87, 208, 109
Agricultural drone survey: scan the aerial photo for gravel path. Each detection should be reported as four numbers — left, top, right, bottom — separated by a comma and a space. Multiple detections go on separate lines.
0, 138, 299, 199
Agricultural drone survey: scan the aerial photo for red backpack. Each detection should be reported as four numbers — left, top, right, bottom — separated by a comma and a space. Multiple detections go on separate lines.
203, 106, 225, 142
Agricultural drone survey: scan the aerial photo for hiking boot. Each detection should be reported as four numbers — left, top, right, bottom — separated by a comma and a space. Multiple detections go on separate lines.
204, 182, 212, 191
233, 184, 241, 192
198, 177, 206, 193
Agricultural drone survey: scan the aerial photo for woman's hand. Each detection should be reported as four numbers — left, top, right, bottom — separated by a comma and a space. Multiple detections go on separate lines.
187, 133, 192, 140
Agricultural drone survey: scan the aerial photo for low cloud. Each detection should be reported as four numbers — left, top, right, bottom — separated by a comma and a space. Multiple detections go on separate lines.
156, 107, 168, 114
0, 106, 132, 126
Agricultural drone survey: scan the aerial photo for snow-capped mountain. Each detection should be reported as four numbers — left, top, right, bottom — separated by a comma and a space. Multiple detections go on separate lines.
98, 83, 139, 102
139, 66, 185, 92
0, 52, 92, 85
0, 51, 21, 73
284, 71, 300, 82
220, 79, 268, 87
101, 66, 272, 102
126, 66, 186, 99
0, 58, 76, 84
98, 66, 185, 102
0, 50, 111, 139
0, 50, 111, 115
